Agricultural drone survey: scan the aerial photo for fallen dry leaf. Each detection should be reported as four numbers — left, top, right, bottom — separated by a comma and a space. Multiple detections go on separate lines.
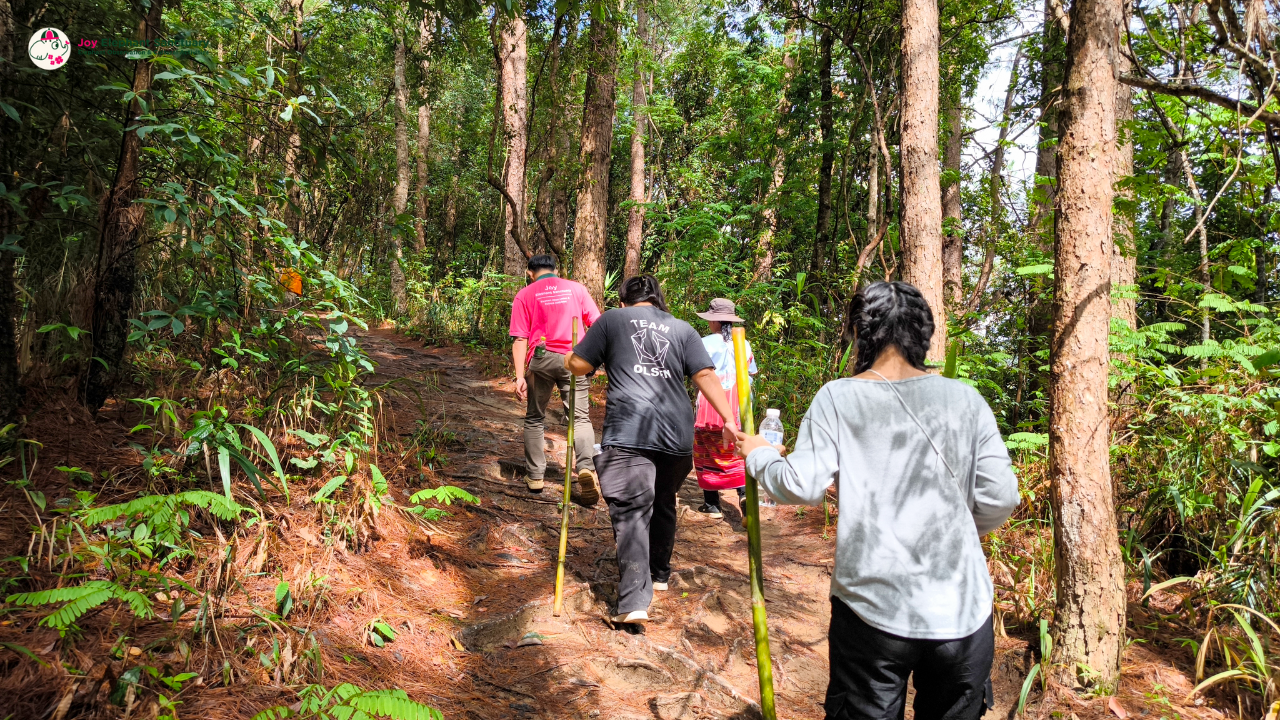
1108, 697, 1128, 719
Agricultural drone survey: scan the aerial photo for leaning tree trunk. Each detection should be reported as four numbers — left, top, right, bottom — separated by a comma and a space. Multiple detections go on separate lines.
572, 8, 619, 306
1049, 0, 1125, 690
388, 34, 411, 316
900, 0, 946, 362
623, 2, 649, 281
941, 88, 964, 309
498, 10, 530, 277
84, 0, 164, 412
811, 23, 835, 278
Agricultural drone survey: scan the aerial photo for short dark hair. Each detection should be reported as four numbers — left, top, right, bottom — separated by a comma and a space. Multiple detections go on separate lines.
620, 275, 668, 311
842, 281, 934, 375
527, 254, 557, 272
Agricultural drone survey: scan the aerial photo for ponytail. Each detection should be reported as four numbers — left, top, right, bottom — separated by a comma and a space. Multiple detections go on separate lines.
620, 275, 669, 312
719, 322, 734, 343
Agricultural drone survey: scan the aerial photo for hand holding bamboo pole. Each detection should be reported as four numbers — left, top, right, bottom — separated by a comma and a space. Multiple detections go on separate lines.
731, 326, 777, 720
553, 318, 578, 617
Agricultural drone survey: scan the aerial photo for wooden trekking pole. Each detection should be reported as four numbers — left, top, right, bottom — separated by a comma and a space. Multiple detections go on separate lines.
731, 326, 777, 720
553, 318, 579, 616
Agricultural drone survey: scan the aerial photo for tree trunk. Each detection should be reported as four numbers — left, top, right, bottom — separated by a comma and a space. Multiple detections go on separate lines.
84, 0, 164, 411
389, 35, 410, 315
499, 10, 530, 277
942, 89, 964, 309
0, 0, 19, 424
900, 0, 946, 362
533, 16, 569, 263
1031, 0, 1066, 240
812, 24, 835, 278
283, 0, 306, 236
414, 14, 435, 253
442, 174, 459, 267
1048, 0, 1125, 690
623, 2, 649, 281
753, 22, 798, 281
1111, 50, 1137, 333
867, 144, 879, 234
572, 8, 620, 306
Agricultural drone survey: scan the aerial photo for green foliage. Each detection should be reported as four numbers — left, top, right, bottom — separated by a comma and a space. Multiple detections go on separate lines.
407, 485, 479, 521
7, 580, 154, 633
252, 683, 443, 720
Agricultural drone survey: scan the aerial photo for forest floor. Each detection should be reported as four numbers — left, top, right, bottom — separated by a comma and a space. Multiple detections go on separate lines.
0, 326, 1240, 720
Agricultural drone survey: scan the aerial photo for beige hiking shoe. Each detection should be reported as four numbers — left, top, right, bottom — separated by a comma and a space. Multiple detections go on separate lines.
611, 609, 648, 625
526, 476, 544, 492
575, 468, 601, 506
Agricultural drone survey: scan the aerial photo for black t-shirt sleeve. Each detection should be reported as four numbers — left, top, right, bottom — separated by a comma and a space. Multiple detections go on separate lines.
573, 311, 609, 368
682, 324, 714, 378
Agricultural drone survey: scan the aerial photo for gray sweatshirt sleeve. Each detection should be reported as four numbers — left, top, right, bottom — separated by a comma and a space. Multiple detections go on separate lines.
971, 404, 1019, 535
744, 386, 838, 506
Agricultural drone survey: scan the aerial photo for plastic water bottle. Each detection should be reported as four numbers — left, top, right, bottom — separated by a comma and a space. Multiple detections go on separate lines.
757, 409, 784, 507
760, 409, 784, 447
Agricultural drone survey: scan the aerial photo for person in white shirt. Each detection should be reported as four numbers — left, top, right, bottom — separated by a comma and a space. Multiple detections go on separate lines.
735, 281, 1019, 719
691, 298, 757, 519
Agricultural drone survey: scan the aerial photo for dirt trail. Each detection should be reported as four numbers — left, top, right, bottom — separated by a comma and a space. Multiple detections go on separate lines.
0, 326, 1227, 720
323, 327, 1060, 720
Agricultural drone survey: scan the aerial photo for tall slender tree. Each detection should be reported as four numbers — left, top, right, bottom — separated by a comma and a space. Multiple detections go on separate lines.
84, 0, 165, 411
623, 2, 649, 281
0, 0, 19, 424
900, 0, 946, 361
414, 13, 435, 253
1112, 48, 1137, 333
941, 88, 964, 309
388, 32, 411, 315
1031, 0, 1067, 237
811, 22, 835, 277
498, 8, 530, 276
753, 21, 798, 281
1048, 0, 1125, 689
572, 7, 620, 305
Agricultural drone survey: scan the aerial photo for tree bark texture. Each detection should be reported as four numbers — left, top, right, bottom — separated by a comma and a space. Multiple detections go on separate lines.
900, 0, 946, 362
0, 0, 19, 423
812, 24, 835, 277
623, 2, 649, 281
414, 14, 435, 253
1048, 0, 1125, 689
1111, 50, 1136, 333
84, 0, 164, 411
389, 35, 411, 315
1032, 0, 1066, 239
942, 90, 964, 310
572, 9, 619, 306
499, 12, 530, 277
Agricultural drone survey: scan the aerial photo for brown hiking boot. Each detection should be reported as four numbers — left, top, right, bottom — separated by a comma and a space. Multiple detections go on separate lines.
575, 468, 601, 506
526, 476, 544, 492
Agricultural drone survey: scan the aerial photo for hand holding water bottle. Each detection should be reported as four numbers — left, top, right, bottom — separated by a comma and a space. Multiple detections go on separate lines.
735, 408, 786, 455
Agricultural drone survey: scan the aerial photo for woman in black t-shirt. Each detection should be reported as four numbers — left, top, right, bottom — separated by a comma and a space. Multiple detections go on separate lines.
565, 276, 739, 625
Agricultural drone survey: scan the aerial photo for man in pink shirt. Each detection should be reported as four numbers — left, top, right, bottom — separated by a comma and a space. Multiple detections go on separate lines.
510, 255, 602, 503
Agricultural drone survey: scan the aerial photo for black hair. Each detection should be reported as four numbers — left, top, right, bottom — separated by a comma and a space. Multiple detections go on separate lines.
527, 254, 557, 272
718, 322, 734, 343
620, 275, 669, 311
842, 281, 934, 375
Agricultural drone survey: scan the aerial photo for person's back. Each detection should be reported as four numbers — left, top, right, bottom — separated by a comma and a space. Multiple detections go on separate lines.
770, 373, 1014, 638
738, 280, 1017, 719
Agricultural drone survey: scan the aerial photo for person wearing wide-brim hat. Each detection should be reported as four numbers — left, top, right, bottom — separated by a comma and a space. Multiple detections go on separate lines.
692, 298, 757, 519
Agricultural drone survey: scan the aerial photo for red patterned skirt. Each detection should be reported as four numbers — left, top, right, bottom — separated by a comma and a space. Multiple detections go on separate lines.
693, 386, 746, 491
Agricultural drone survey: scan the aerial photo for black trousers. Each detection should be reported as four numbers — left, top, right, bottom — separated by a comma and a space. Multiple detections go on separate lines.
825, 598, 993, 720
596, 446, 692, 614
703, 488, 746, 506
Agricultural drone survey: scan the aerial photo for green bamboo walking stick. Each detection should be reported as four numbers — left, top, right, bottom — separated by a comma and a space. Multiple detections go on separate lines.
553, 318, 579, 616
731, 326, 777, 720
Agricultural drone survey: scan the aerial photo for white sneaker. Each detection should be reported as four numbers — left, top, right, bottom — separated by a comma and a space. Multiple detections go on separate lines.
653, 581, 668, 591
611, 610, 649, 624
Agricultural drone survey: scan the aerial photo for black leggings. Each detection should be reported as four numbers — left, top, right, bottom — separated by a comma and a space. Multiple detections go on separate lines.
824, 598, 993, 720
703, 487, 746, 506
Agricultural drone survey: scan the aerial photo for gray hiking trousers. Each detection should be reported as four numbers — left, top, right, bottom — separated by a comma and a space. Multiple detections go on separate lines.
524, 350, 596, 480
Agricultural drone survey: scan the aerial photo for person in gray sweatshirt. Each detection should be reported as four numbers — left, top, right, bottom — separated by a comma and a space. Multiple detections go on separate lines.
735, 281, 1019, 720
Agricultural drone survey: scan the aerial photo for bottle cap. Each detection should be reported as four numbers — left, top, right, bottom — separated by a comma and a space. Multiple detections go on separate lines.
765, 408, 780, 417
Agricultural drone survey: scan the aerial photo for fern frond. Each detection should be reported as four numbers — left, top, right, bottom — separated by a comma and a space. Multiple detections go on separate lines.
345, 690, 442, 720
250, 707, 296, 720
177, 490, 246, 520
80, 496, 167, 526
409, 486, 478, 507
